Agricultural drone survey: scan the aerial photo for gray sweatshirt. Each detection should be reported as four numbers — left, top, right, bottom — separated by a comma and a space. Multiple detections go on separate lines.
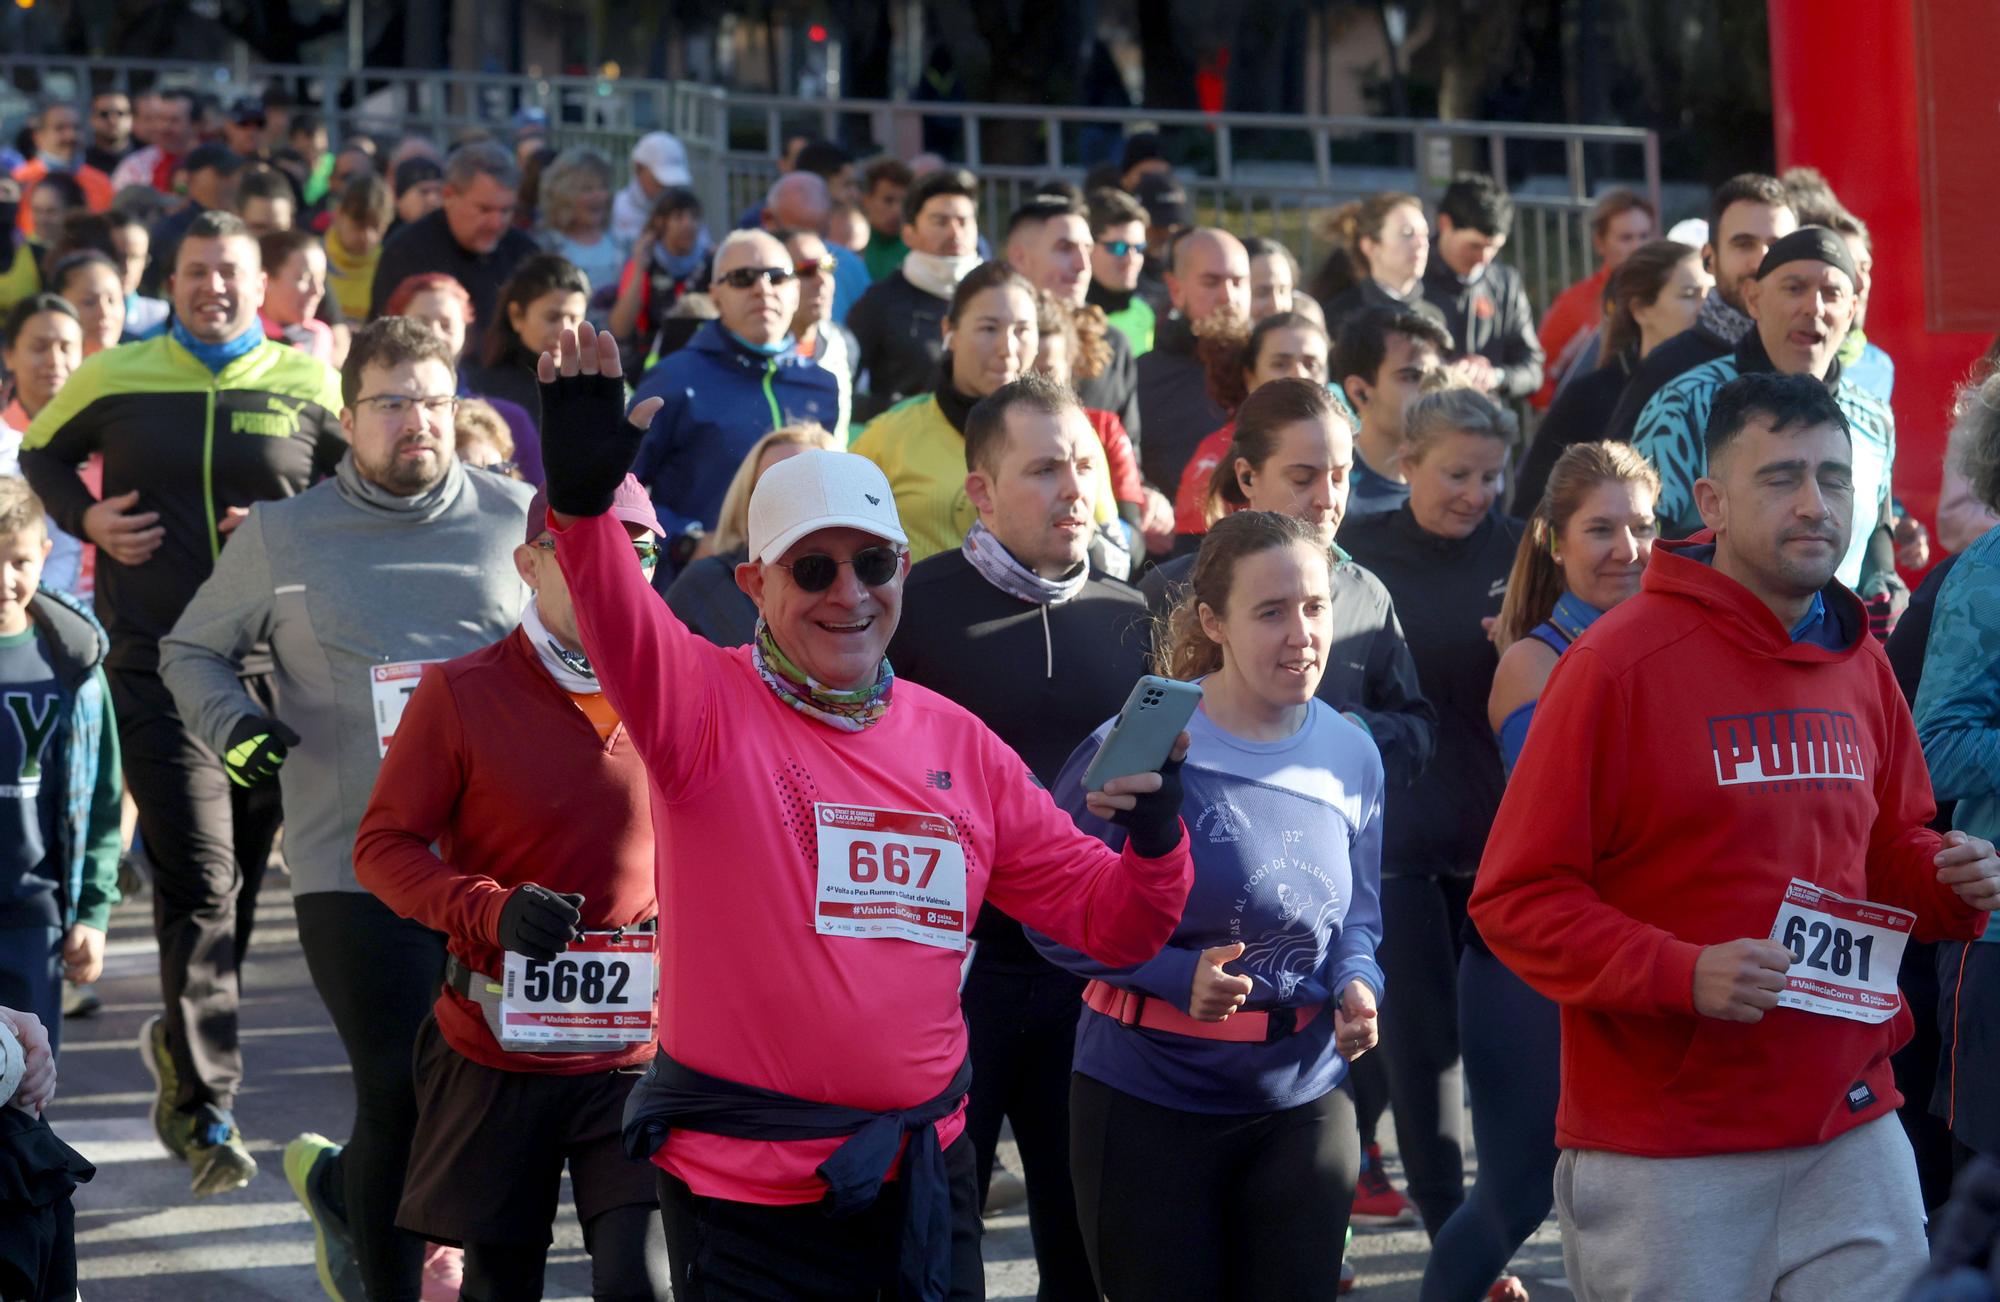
161, 455, 533, 896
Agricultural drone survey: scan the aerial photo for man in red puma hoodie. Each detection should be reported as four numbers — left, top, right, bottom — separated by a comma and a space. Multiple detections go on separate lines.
1473, 372, 2000, 1301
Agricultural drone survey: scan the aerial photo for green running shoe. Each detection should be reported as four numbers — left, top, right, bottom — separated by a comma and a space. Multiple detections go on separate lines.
286, 1133, 361, 1300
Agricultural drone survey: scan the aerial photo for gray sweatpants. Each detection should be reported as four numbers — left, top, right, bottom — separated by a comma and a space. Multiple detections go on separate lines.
1554, 1115, 1928, 1302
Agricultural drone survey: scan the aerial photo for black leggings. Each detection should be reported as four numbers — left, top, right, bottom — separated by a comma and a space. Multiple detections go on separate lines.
1419, 945, 1559, 1301
462, 1203, 671, 1301
1069, 1072, 1358, 1301
960, 960, 1097, 1301
109, 667, 284, 1112
1374, 873, 1470, 1236
294, 890, 446, 1301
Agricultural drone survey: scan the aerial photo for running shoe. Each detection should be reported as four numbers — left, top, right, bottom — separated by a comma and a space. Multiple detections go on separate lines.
285, 1133, 362, 1301
138, 1013, 184, 1159
1487, 1275, 1530, 1301
1351, 1142, 1417, 1226
62, 981, 101, 1018
184, 1105, 258, 1198
1339, 1226, 1357, 1293
421, 1243, 465, 1302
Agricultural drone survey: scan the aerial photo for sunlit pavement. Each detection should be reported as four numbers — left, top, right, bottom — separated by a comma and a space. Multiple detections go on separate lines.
55, 872, 1562, 1300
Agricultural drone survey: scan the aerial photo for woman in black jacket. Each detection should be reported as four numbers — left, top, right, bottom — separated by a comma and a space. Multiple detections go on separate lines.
1336, 386, 1523, 1241
1511, 239, 1711, 514
459, 254, 587, 430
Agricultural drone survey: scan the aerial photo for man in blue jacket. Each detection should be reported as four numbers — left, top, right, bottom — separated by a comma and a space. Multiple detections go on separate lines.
629, 229, 843, 574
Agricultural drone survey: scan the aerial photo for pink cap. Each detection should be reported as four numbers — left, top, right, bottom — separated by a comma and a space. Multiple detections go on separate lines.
526, 474, 664, 544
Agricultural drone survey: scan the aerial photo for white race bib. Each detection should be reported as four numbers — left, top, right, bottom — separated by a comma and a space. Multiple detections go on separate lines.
814, 803, 969, 950
499, 931, 658, 1046
1767, 877, 1913, 1024
371, 660, 439, 756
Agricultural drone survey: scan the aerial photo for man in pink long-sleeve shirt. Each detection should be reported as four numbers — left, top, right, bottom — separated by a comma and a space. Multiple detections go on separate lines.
537, 323, 1194, 1302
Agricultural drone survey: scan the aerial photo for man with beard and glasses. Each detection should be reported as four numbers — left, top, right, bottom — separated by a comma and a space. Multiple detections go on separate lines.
19, 209, 345, 1200
161, 316, 531, 1297
1135, 227, 1251, 500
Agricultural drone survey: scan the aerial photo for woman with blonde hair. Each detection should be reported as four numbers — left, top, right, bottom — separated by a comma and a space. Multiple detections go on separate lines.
1337, 385, 1522, 1244
1418, 440, 1658, 1302
662, 423, 839, 646
536, 148, 627, 327
451, 398, 520, 478
1311, 192, 1449, 335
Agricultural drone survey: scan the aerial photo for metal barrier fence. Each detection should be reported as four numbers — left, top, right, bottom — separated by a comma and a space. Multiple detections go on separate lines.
0, 56, 1660, 310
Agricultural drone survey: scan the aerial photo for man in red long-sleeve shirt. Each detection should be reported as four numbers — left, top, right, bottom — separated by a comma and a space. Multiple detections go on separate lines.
1472, 373, 2000, 1301
354, 475, 670, 1298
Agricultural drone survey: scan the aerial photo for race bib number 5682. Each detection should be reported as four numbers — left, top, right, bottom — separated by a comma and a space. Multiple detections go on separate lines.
814, 803, 969, 950
500, 931, 656, 1045
1766, 877, 1913, 1024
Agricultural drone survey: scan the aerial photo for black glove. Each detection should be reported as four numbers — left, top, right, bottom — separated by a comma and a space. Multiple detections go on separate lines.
495, 884, 585, 961
222, 714, 300, 789
1113, 754, 1187, 859
539, 367, 643, 518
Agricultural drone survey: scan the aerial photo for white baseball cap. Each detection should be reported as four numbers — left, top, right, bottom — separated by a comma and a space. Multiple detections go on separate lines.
748, 450, 909, 565
631, 132, 691, 188
1667, 217, 1709, 249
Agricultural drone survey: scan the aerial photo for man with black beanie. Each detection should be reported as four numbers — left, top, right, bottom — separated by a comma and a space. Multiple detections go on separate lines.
1631, 225, 1896, 597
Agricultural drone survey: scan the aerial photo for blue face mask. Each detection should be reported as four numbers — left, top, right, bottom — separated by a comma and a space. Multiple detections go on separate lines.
724, 326, 791, 358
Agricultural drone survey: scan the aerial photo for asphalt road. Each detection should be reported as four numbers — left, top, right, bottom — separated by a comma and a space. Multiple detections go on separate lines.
53, 872, 1566, 1300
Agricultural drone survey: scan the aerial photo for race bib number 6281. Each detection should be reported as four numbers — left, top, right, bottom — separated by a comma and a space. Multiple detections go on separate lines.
1766, 877, 1913, 1024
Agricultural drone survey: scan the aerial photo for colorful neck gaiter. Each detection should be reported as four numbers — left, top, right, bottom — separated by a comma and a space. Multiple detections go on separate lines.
752, 618, 892, 732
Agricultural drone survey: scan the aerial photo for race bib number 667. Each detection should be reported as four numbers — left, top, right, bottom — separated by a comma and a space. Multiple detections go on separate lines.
814, 803, 969, 950
1766, 877, 1914, 1024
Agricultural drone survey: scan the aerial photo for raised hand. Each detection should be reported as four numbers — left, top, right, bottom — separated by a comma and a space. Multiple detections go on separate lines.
535, 322, 666, 520
1088, 731, 1192, 860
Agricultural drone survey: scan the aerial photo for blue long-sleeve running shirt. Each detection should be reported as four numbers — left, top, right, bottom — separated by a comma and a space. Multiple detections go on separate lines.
1032, 695, 1386, 1114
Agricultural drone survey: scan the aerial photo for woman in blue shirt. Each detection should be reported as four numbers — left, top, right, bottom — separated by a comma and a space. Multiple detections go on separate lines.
1422, 441, 1657, 1302
1034, 509, 1385, 1300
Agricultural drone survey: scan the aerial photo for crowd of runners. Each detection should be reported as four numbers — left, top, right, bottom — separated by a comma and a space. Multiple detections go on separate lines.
0, 70, 1999, 1302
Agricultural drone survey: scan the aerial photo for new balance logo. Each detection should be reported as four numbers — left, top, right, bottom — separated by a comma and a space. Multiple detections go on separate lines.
1708, 710, 1865, 788
925, 769, 952, 790
865, 494, 881, 506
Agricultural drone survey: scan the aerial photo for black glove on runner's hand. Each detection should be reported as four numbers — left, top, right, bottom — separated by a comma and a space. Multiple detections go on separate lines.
539, 367, 644, 519
1113, 754, 1187, 860
495, 885, 585, 961
223, 714, 300, 789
